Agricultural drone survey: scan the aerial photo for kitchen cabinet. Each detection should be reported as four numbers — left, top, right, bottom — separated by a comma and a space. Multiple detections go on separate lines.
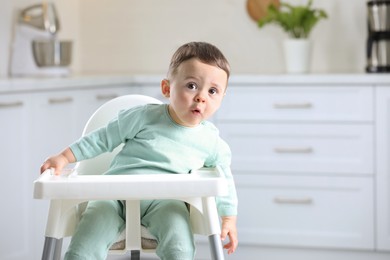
0, 84, 139, 260
2, 75, 390, 260
213, 81, 390, 260
216, 85, 376, 250
234, 175, 374, 249
0, 93, 33, 259
218, 122, 374, 176
218, 86, 373, 122
376, 86, 390, 251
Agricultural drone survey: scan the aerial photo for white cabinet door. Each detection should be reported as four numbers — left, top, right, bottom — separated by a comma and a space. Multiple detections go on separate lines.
0, 94, 33, 259
235, 175, 374, 250
218, 86, 373, 122
376, 86, 390, 251
218, 123, 374, 176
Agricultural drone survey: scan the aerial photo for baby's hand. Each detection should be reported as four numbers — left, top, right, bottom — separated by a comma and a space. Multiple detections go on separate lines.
40, 154, 68, 175
40, 147, 75, 175
220, 216, 238, 254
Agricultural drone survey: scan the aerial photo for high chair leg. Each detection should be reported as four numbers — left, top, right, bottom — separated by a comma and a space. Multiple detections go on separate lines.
42, 237, 63, 260
130, 250, 140, 260
209, 234, 224, 260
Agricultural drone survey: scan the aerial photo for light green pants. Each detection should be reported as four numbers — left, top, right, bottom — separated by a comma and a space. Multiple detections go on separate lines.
64, 199, 195, 260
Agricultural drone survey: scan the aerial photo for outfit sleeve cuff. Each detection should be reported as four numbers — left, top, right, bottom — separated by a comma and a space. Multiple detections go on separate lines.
218, 207, 237, 217
69, 143, 83, 161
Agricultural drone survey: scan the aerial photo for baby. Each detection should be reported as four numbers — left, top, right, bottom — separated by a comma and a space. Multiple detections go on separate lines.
41, 41, 238, 260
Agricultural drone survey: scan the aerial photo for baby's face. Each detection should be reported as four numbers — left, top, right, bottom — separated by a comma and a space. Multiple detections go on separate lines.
162, 58, 228, 127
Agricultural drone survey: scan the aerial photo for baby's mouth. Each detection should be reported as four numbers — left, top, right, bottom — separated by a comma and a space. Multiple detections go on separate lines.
192, 108, 201, 114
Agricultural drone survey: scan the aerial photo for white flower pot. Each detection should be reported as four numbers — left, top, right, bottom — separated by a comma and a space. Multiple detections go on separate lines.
283, 39, 312, 74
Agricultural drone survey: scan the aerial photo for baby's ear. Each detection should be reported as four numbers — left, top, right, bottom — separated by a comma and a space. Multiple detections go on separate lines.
161, 79, 170, 97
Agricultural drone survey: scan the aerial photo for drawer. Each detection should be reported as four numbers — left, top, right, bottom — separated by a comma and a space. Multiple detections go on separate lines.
218, 86, 373, 122
219, 123, 374, 175
236, 175, 374, 249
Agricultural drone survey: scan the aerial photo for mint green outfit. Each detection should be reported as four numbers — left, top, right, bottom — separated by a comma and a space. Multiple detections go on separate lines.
64, 104, 238, 260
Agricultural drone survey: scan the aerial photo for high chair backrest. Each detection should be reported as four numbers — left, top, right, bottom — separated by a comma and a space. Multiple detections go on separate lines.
76, 95, 163, 175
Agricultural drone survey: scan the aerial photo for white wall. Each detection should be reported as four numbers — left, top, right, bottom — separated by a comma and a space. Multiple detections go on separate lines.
75, 0, 367, 75
0, 0, 367, 77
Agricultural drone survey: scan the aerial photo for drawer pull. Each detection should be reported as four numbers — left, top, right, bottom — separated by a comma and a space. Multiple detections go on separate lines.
274, 197, 313, 205
274, 147, 313, 154
273, 102, 312, 109
48, 97, 73, 104
96, 94, 119, 100
0, 101, 24, 108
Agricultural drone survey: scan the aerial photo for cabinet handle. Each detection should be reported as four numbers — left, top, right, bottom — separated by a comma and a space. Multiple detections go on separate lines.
273, 102, 312, 109
95, 94, 119, 100
274, 147, 313, 154
0, 101, 24, 108
48, 97, 73, 104
274, 197, 313, 205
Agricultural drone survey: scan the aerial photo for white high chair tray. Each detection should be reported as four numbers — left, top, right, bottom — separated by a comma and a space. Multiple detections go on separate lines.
34, 168, 228, 200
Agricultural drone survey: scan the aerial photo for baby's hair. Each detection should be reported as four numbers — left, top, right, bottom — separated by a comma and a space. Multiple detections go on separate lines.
167, 42, 230, 79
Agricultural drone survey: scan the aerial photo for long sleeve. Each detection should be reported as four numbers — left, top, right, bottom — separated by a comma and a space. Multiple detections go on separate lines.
209, 137, 238, 217
69, 106, 143, 161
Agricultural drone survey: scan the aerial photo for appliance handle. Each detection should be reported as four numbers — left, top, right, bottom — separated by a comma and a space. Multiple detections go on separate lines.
367, 37, 372, 59
20, 4, 43, 18
19, 3, 59, 34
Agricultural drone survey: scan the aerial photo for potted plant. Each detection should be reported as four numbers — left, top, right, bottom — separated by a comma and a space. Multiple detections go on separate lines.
258, 0, 328, 73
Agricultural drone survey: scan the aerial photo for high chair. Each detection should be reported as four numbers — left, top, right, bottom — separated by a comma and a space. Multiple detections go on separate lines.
33, 94, 228, 260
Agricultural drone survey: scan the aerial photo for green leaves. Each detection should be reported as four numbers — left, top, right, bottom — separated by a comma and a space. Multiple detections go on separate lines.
258, 0, 327, 39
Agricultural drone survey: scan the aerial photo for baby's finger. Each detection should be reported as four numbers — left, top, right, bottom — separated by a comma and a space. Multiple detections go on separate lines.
223, 241, 235, 254
227, 232, 238, 253
40, 161, 50, 174
220, 227, 228, 241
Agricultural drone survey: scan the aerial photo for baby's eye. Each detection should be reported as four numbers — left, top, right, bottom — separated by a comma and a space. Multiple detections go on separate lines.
186, 82, 197, 90
209, 87, 218, 95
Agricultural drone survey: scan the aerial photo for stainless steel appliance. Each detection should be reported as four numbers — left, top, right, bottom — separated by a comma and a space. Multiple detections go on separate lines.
367, 0, 390, 72
9, 2, 72, 77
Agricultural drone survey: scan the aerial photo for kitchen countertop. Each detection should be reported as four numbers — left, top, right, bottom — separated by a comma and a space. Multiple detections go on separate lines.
0, 75, 163, 93
1, 73, 390, 94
